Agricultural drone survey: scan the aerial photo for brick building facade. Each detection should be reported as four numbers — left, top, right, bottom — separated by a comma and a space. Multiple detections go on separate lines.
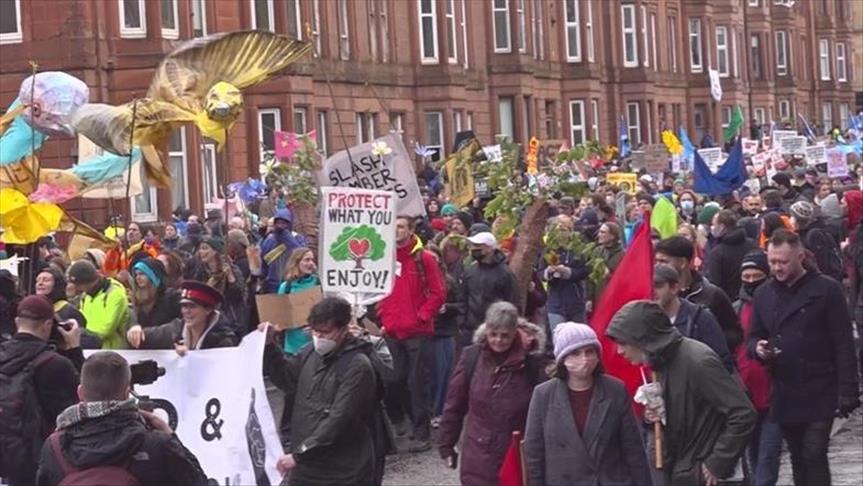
0, 0, 858, 226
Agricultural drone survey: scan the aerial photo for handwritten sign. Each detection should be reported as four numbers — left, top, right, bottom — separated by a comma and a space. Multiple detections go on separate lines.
319, 134, 425, 217
751, 152, 769, 174
320, 187, 396, 297
632, 144, 670, 173
778, 136, 807, 156
742, 138, 759, 156
606, 172, 638, 195
826, 149, 848, 178
772, 129, 797, 148
805, 145, 827, 166
697, 147, 723, 173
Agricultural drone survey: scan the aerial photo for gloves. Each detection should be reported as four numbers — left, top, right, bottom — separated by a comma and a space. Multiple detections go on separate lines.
634, 382, 666, 425
836, 396, 860, 418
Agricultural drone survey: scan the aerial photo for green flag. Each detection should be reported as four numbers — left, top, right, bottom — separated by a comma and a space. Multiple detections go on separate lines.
723, 105, 744, 141
651, 196, 678, 240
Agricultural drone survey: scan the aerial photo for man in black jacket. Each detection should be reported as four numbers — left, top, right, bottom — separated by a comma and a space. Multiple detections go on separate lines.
789, 200, 844, 281
655, 236, 743, 354
705, 210, 758, 299
748, 229, 860, 486
0, 296, 83, 486
460, 232, 519, 346
35, 351, 208, 485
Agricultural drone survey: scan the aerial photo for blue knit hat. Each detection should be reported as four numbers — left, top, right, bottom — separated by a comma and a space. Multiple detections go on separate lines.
553, 322, 601, 364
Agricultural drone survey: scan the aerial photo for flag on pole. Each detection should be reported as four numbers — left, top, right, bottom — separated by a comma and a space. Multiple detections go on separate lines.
591, 218, 654, 416
619, 116, 631, 158
651, 196, 679, 239
693, 140, 747, 195
709, 68, 723, 102
723, 105, 744, 141
678, 126, 696, 159
797, 113, 817, 142
498, 431, 526, 486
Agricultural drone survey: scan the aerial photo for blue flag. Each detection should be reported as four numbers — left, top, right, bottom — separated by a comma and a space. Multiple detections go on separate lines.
798, 113, 817, 141
693, 140, 746, 196
678, 125, 696, 159
619, 116, 631, 158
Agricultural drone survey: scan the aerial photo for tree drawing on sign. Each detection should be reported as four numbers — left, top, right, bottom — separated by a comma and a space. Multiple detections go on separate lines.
329, 225, 386, 269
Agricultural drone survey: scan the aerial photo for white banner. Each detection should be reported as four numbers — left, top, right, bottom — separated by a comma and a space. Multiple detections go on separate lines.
320, 187, 396, 297
709, 68, 723, 102
318, 134, 425, 218
805, 145, 827, 166
778, 136, 807, 156
771, 129, 797, 148
85, 332, 283, 486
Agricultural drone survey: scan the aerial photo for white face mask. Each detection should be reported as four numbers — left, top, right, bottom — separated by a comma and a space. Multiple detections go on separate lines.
313, 335, 339, 355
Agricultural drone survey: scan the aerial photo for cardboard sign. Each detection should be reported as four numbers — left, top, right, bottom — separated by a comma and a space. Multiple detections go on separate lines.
632, 144, 669, 173
697, 147, 723, 173
320, 187, 396, 297
778, 136, 807, 156
446, 138, 480, 207
742, 138, 759, 156
805, 145, 827, 166
318, 134, 425, 217
606, 172, 638, 195
772, 129, 797, 148
826, 149, 848, 178
255, 286, 322, 331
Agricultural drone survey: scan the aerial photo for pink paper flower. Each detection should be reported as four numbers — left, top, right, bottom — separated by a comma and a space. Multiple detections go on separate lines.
28, 183, 77, 204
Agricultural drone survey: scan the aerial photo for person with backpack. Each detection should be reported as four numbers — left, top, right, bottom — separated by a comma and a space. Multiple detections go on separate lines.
261, 297, 389, 486
789, 200, 845, 282
437, 302, 549, 486
35, 351, 208, 486
0, 295, 83, 486
376, 216, 446, 453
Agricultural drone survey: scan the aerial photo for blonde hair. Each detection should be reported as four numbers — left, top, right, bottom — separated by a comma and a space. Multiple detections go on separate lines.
284, 247, 314, 283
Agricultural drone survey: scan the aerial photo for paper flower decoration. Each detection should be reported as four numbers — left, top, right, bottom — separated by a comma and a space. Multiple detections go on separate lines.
19, 72, 89, 137
275, 131, 301, 160
662, 130, 684, 155
259, 158, 278, 179
371, 140, 392, 157
28, 182, 78, 204
0, 188, 63, 244
413, 143, 434, 158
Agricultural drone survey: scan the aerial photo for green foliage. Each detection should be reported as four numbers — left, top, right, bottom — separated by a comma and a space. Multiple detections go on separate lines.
262, 135, 321, 206
329, 225, 387, 269
544, 223, 609, 286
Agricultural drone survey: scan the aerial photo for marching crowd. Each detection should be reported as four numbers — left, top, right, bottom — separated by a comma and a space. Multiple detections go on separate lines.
1, 133, 863, 486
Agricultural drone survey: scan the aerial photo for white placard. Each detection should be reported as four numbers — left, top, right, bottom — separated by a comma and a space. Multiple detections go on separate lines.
778, 136, 807, 156
482, 144, 503, 163
318, 134, 425, 217
697, 147, 723, 173
826, 149, 848, 178
84, 332, 283, 486
320, 187, 397, 297
751, 152, 769, 173
742, 138, 759, 156
771, 129, 797, 148
805, 145, 827, 166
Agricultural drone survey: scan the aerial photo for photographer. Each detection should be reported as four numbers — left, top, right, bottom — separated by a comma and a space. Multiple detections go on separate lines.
0, 295, 83, 486
35, 352, 208, 486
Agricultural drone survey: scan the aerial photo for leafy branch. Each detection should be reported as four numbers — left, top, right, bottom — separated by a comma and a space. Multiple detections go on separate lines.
262, 135, 321, 206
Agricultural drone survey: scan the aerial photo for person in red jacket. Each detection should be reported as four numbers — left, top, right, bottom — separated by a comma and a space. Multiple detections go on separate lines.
378, 215, 446, 453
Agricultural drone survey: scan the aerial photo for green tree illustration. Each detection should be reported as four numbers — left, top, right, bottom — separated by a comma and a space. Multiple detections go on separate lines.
329, 225, 387, 269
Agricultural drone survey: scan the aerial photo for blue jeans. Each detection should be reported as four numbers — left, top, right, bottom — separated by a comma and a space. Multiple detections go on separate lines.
748, 411, 783, 486
547, 311, 586, 335
430, 336, 456, 416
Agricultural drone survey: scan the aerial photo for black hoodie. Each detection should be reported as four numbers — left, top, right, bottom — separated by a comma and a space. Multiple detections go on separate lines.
704, 227, 758, 299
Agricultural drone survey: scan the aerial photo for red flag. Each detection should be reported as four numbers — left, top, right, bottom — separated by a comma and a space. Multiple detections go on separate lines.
590, 217, 654, 414
498, 431, 526, 486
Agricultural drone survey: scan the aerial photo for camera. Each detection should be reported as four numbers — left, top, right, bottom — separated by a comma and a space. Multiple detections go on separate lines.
130, 360, 178, 430
130, 359, 165, 386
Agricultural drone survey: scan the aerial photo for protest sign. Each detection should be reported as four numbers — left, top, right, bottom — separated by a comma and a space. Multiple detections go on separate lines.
697, 147, 723, 173
84, 332, 283, 486
805, 145, 827, 166
482, 144, 502, 163
778, 136, 807, 156
826, 149, 848, 178
751, 152, 769, 173
320, 187, 396, 297
255, 286, 322, 331
772, 129, 796, 147
607, 172, 638, 195
742, 138, 759, 156
318, 134, 425, 217
526, 136, 540, 174
538, 139, 566, 165
632, 144, 669, 173
744, 178, 761, 193
446, 138, 480, 207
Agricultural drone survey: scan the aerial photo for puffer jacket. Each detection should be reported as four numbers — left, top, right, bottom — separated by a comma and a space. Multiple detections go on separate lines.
607, 306, 755, 483
461, 251, 520, 331
377, 235, 446, 340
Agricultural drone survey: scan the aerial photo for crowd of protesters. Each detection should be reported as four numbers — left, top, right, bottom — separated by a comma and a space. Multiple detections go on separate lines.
1, 125, 862, 486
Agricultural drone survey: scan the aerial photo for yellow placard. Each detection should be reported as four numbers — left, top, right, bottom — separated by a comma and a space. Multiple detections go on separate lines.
606, 172, 638, 195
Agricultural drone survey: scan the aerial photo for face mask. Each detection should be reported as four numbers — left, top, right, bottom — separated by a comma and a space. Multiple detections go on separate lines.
313, 335, 339, 355
470, 249, 485, 262
742, 279, 765, 296
680, 200, 694, 213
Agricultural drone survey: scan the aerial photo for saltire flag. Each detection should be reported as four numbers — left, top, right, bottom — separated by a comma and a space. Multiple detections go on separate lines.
619, 116, 631, 158
797, 113, 817, 142
693, 139, 746, 196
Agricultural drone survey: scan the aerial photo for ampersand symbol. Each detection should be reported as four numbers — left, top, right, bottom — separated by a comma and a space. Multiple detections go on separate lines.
200, 398, 224, 441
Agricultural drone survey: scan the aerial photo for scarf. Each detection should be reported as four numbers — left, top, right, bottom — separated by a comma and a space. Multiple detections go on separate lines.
56, 397, 138, 430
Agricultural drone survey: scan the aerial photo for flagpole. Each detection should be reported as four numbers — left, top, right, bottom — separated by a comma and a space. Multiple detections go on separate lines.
742, 0, 755, 138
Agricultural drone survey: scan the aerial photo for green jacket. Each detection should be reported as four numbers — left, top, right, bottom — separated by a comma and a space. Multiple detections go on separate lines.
79, 278, 130, 349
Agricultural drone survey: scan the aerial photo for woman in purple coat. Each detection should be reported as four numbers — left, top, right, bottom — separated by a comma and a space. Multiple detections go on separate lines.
437, 302, 548, 485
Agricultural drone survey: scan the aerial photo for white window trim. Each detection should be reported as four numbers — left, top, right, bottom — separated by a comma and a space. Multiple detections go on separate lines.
293, 107, 308, 134
819, 39, 831, 81
533, 0, 544, 60
119, 0, 147, 39
290, 0, 302, 39
821, 103, 833, 134
839, 103, 850, 130
754, 107, 766, 126
418, 0, 439, 64
168, 128, 190, 209
250, 0, 275, 32
339, 0, 351, 60
316, 111, 329, 156
621, 5, 638, 67
732, 29, 740, 77
689, 18, 702, 73
626, 102, 641, 146
670, 17, 678, 72
748, 0, 759, 5
356, 113, 375, 144
493, 0, 511, 53
0, 0, 22, 44
131, 186, 159, 223
389, 112, 404, 136
201, 143, 218, 205
564, 0, 581, 62
836, 42, 847, 82
453, 110, 463, 135
499, 97, 515, 140
650, 13, 657, 71
517, 0, 526, 53
191, 0, 207, 37
446, 0, 458, 63
467, 112, 474, 130
776, 31, 788, 76
425, 112, 445, 159
258, 108, 281, 162
569, 100, 586, 145
779, 100, 790, 120
641, 5, 649, 67
587, 0, 594, 62
460, 0, 469, 67
721, 106, 731, 129
161, 0, 179, 39
591, 99, 599, 140
716, 26, 729, 77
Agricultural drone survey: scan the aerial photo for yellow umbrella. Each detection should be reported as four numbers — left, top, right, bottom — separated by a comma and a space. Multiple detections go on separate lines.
0, 188, 63, 244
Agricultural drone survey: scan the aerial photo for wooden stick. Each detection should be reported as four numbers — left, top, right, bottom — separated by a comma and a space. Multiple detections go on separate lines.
516, 431, 528, 486
651, 371, 663, 470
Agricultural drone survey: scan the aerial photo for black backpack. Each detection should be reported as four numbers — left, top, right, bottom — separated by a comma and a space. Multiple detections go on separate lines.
0, 345, 55, 482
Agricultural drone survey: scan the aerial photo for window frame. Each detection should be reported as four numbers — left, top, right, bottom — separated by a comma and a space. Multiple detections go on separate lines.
621, 5, 638, 67
499, 97, 515, 141
516, 0, 526, 53
779, 100, 791, 120
119, 0, 147, 39
839, 103, 850, 130
293, 107, 308, 134
569, 100, 586, 146
721, 106, 732, 129
669, 16, 678, 72
446, 0, 458, 63
287, 0, 302, 39
418, 0, 440, 63
356, 112, 376, 144
591, 99, 599, 141
750, 34, 762, 79
586, 0, 594, 62
311, 0, 322, 55
424, 111, 445, 161
819, 39, 831, 81
316, 111, 329, 156
168, 127, 190, 210
626, 102, 641, 146
689, 18, 703, 73
836, 42, 847, 82
564, 0, 581, 62
131, 184, 159, 223
641, 5, 649, 67
257, 108, 282, 162
748, 0, 760, 5
191, 0, 207, 37
775, 31, 788, 76
650, 13, 657, 71
160, 0, 179, 39
460, 0, 470, 67
0, 0, 22, 44
201, 143, 218, 206
821, 102, 833, 134
754, 107, 766, 127
250, 0, 275, 32
338, 0, 350, 60
492, 0, 512, 53
716, 25, 729, 77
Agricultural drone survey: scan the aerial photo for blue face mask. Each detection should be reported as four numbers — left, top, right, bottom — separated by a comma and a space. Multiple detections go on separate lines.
680, 200, 695, 213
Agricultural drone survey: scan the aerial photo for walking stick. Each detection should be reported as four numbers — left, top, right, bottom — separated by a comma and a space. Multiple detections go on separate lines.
651, 371, 663, 470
